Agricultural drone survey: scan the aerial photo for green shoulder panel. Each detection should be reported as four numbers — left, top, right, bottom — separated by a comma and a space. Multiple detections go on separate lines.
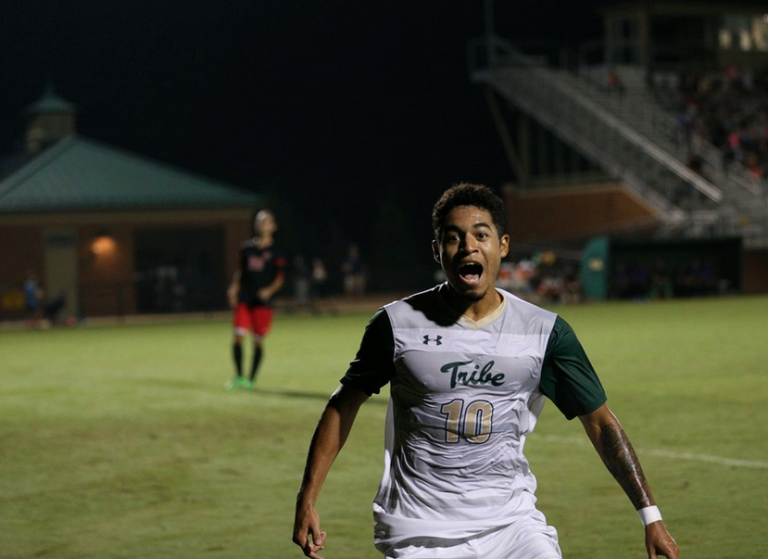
539, 316, 607, 420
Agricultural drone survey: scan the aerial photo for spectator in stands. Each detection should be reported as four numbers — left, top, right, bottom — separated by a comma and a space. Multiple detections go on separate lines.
675, 64, 768, 184
606, 69, 626, 96
745, 152, 765, 178
535, 273, 563, 304
495, 261, 516, 292
515, 254, 538, 300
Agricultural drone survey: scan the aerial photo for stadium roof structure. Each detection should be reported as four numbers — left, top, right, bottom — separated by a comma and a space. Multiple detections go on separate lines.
0, 135, 262, 213
595, 0, 768, 9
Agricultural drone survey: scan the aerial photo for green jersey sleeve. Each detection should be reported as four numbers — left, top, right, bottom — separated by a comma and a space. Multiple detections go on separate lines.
539, 316, 607, 420
340, 309, 396, 395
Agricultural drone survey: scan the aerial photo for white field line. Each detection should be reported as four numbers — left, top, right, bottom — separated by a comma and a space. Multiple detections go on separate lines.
537, 434, 768, 470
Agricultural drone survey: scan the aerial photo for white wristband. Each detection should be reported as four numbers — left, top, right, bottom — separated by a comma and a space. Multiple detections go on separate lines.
637, 505, 662, 526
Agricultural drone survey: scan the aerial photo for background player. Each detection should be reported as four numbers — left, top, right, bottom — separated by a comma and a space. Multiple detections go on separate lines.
226, 209, 285, 391
293, 183, 678, 558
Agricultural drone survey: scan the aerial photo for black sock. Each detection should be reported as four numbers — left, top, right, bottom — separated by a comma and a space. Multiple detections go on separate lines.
233, 343, 243, 377
249, 346, 263, 382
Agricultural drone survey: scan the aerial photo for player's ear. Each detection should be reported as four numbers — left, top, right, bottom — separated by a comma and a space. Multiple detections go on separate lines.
431, 239, 441, 264
499, 234, 510, 259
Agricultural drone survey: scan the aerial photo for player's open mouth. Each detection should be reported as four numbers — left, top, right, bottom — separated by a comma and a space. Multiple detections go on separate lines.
459, 262, 483, 285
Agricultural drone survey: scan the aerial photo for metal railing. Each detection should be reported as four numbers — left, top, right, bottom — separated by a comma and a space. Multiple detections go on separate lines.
469, 36, 768, 247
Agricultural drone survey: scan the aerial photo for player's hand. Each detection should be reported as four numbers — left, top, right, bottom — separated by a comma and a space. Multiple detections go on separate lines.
645, 521, 679, 558
227, 287, 238, 309
257, 287, 271, 303
293, 503, 327, 559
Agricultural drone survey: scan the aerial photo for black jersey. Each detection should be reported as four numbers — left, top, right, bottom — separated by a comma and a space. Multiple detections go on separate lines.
237, 239, 286, 307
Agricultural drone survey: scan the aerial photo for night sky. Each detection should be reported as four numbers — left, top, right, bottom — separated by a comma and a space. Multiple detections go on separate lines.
0, 1, 603, 276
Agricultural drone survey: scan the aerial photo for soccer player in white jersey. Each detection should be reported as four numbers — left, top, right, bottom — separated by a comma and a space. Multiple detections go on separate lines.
293, 183, 679, 559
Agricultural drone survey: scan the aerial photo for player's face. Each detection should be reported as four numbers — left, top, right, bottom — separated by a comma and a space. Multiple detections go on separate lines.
432, 205, 509, 302
254, 211, 277, 236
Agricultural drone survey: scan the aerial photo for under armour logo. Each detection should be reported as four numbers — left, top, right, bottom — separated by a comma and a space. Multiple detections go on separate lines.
423, 335, 442, 346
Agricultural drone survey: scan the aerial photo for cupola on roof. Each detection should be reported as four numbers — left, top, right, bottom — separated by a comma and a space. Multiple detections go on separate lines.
26, 83, 77, 115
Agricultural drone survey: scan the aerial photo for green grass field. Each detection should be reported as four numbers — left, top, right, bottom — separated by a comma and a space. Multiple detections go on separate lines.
2, 295, 767, 558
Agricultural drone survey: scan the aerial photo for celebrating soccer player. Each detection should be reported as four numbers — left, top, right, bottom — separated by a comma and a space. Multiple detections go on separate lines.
293, 183, 679, 559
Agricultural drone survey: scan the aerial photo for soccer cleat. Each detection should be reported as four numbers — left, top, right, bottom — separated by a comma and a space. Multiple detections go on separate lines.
242, 379, 254, 391
225, 377, 243, 391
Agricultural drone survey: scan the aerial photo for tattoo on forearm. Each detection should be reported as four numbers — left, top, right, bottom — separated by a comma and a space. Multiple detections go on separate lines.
599, 423, 652, 510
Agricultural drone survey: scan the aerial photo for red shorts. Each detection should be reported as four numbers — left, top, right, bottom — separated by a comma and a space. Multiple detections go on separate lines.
233, 304, 274, 338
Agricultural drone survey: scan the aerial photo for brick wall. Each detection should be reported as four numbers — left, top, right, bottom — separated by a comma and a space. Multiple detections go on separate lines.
0, 208, 257, 319
0, 226, 44, 319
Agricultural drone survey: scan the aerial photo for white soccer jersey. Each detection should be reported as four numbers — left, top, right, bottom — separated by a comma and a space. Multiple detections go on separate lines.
341, 284, 606, 551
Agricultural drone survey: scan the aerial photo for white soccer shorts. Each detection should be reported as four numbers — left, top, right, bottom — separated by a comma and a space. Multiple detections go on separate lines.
383, 513, 561, 559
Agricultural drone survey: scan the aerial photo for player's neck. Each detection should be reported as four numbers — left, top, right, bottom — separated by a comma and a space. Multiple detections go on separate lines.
440, 284, 502, 322
255, 234, 273, 249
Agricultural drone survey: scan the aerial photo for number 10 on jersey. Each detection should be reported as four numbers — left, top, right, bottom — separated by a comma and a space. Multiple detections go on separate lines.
440, 399, 494, 443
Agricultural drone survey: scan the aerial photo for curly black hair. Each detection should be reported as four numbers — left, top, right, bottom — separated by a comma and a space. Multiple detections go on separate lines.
431, 183, 506, 240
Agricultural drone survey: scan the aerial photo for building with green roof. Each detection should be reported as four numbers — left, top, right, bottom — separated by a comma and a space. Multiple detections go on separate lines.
0, 87, 264, 319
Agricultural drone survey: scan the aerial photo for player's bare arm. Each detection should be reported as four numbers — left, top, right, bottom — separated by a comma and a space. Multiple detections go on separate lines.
580, 405, 651, 509
580, 404, 679, 558
293, 385, 369, 558
227, 270, 241, 308
258, 273, 284, 303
